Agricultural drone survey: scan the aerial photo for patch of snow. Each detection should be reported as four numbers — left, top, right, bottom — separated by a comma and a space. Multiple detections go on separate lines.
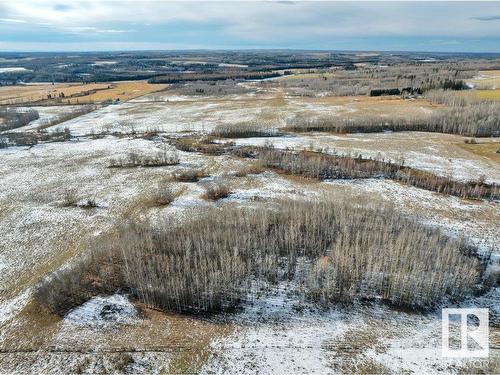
0, 67, 32, 73
0, 288, 32, 331
91, 61, 118, 66
64, 294, 139, 329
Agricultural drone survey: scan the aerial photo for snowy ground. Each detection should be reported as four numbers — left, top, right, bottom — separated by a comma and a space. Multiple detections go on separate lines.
0, 83, 499, 373
202, 285, 500, 374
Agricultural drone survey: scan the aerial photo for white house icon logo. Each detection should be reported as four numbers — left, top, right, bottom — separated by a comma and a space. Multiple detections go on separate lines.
442, 308, 489, 358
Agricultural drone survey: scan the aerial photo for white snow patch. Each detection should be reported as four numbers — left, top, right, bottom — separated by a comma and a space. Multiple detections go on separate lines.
64, 294, 139, 329
0, 67, 31, 73
0, 288, 32, 331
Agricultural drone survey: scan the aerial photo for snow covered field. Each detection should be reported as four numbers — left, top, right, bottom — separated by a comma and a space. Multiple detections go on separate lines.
0, 83, 498, 373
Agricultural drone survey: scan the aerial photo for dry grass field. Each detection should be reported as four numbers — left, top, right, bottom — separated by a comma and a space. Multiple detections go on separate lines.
457, 139, 500, 163
65, 81, 168, 104
0, 81, 167, 105
474, 89, 500, 100
467, 69, 500, 89
295, 95, 441, 117
0, 83, 109, 104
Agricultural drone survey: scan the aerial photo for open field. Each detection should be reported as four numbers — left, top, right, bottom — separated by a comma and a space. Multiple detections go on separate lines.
0, 81, 167, 105
64, 81, 168, 104
24, 89, 440, 136
457, 139, 500, 163
467, 70, 500, 90
0, 83, 109, 105
475, 89, 500, 101
1, 53, 500, 373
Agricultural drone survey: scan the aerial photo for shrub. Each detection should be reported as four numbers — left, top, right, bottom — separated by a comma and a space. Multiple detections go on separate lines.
2, 132, 38, 147
172, 169, 209, 182
109, 148, 179, 168
35, 105, 97, 131
202, 182, 231, 201
172, 136, 234, 155
232, 165, 265, 177
153, 184, 177, 206
61, 190, 79, 207
0, 137, 8, 149
369, 88, 401, 96
77, 199, 99, 209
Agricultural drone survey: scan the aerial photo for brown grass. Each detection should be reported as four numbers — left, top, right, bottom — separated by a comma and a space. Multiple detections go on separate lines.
232, 164, 265, 177
466, 70, 500, 90
0, 81, 167, 105
66, 81, 168, 104
172, 169, 209, 182
0, 83, 109, 105
475, 89, 500, 101
457, 140, 500, 163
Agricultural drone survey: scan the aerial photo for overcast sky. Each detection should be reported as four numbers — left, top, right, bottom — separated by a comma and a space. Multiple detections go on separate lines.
0, 1, 499, 53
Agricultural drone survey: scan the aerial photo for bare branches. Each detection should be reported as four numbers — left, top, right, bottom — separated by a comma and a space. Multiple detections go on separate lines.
202, 182, 231, 201
251, 147, 499, 200
211, 122, 280, 138
109, 146, 179, 168
285, 101, 500, 137
36, 198, 485, 315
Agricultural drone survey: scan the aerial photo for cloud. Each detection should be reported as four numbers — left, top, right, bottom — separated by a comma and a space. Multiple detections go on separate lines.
61, 26, 135, 34
0, 1, 499, 52
429, 40, 463, 46
0, 40, 213, 52
0, 18, 26, 23
472, 15, 500, 21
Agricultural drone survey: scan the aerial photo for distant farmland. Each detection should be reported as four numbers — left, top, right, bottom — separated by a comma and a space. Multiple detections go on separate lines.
0, 81, 168, 105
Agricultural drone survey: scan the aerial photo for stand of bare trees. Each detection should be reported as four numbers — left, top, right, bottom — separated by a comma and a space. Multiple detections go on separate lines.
36, 198, 485, 315
35, 105, 98, 131
251, 147, 498, 200
109, 147, 179, 168
1, 127, 71, 147
211, 122, 280, 138
170, 81, 251, 96
285, 101, 500, 137
280, 64, 476, 97
0, 107, 39, 131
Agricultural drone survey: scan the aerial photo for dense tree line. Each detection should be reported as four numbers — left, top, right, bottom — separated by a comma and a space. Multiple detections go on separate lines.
0, 107, 39, 131
250, 147, 499, 200
36, 197, 485, 315
149, 71, 280, 84
285, 101, 500, 137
